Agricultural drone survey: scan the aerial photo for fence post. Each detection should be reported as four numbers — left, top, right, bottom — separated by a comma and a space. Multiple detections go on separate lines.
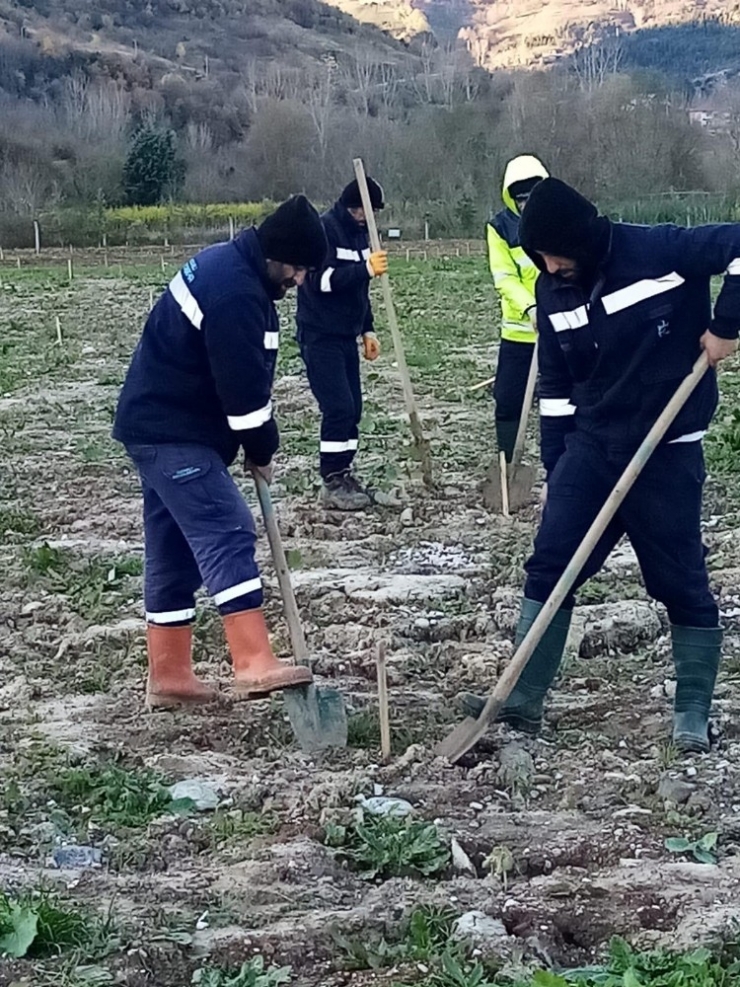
33, 220, 40, 255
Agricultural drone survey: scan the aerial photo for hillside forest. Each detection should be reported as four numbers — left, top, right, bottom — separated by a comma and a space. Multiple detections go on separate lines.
2, 4, 740, 239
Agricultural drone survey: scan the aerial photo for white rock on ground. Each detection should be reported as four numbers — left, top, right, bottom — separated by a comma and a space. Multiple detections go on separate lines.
168, 779, 220, 811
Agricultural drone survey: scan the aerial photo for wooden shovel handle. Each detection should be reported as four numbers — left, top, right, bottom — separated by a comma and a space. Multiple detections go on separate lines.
476, 352, 710, 723
511, 343, 538, 469
352, 158, 432, 486
252, 470, 309, 665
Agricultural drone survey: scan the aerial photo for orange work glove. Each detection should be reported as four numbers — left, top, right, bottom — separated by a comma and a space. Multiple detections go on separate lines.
366, 250, 388, 278
363, 332, 381, 361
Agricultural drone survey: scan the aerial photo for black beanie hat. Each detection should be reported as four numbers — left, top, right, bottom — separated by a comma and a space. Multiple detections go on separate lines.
256, 194, 328, 269
339, 176, 385, 210
520, 178, 610, 265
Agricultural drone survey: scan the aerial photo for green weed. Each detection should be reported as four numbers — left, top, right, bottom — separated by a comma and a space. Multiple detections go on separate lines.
325, 815, 450, 880
192, 955, 291, 986
333, 904, 462, 971
50, 764, 194, 830
23, 544, 143, 619
664, 831, 718, 865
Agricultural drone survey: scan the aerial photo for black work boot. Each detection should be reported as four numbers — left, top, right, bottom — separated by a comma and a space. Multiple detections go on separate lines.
672, 624, 722, 754
321, 471, 372, 511
459, 597, 571, 734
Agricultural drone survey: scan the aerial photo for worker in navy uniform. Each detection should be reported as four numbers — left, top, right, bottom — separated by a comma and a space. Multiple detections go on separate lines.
296, 176, 387, 510
113, 195, 328, 708
463, 178, 740, 753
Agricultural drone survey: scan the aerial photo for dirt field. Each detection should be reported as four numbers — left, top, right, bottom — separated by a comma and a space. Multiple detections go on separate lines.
2, 251, 740, 986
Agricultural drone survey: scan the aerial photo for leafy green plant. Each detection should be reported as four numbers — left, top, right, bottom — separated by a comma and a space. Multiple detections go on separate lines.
503, 936, 740, 987
665, 831, 718, 864
51, 764, 193, 829
192, 955, 291, 986
333, 904, 461, 971
325, 816, 450, 880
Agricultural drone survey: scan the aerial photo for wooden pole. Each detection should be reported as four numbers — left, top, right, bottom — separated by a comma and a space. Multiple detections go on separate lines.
33, 220, 40, 255
55, 316, 63, 345
376, 641, 391, 762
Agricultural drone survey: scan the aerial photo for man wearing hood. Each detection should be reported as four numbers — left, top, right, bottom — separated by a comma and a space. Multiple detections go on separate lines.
486, 154, 549, 461
297, 176, 387, 510
464, 178, 739, 753
113, 195, 328, 708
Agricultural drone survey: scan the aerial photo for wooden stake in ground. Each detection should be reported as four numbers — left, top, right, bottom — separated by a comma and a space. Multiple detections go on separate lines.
55, 316, 63, 346
499, 450, 510, 518
376, 640, 391, 762
352, 157, 433, 488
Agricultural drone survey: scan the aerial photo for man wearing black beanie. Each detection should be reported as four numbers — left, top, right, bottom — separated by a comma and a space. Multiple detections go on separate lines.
296, 175, 387, 510
113, 195, 328, 708
463, 177, 740, 753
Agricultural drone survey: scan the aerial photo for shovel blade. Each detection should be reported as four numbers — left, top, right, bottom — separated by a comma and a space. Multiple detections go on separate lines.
481, 462, 504, 512
283, 683, 348, 752
435, 696, 505, 763
507, 464, 538, 511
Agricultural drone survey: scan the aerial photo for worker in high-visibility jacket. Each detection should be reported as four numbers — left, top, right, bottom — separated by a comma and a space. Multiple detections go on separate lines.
486, 154, 549, 460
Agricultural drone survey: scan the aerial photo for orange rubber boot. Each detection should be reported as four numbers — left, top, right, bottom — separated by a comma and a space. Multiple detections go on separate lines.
224, 608, 313, 699
146, 624, 218, 708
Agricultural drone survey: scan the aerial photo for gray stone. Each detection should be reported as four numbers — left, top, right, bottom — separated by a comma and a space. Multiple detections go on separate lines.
51, 845, 102, 869
658, 774, 694, 805
360, 796, 413, 818
579, 601, 662, 658
453, 911, 510, 952
168, 779, 220, 811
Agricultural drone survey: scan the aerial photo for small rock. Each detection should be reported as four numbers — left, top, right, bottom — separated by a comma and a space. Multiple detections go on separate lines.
414, 617, 431, 631
168, 779, 220, 811
360, 796, 413, 818
496, 743, 535, 792
400, 507, 414, 526
469, 802, 484, 812
453, 911, 510, 953
51, 845, 102, 869
451, 838, 477, 876
685, 766, 697, 778
658, 775, 694, 805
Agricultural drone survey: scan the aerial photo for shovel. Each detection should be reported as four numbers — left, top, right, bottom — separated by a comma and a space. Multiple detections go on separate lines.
253, 470, 348, 751
438, 352, 710, 763
353, 157, 433, 488
482, 343, 539, 514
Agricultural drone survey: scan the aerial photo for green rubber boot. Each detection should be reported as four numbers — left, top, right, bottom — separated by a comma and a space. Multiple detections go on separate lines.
459, 598, 571, 734
672, 624, 722, 754
495, 419, 520, 464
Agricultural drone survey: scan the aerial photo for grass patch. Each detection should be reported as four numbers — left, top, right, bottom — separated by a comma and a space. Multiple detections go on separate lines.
0, 886, 116, 959
324, 815, 450, 880
208, 809, 279, 851
23, 544, 142, 619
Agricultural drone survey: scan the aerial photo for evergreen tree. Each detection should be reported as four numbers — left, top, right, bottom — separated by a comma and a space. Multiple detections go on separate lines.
123, 125, 184, 206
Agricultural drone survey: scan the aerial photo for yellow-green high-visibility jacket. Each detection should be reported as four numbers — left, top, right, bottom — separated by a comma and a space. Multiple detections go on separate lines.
486, 154, 549, 343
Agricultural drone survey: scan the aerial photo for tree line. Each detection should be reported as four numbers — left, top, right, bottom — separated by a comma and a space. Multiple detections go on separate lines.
1, 34, 740, 243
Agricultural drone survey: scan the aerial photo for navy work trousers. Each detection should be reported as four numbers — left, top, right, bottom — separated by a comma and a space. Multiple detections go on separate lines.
492, 338, 536, 459
524, 431, 718, 628
126, 443, 263, 625
298, 329, 362, 479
